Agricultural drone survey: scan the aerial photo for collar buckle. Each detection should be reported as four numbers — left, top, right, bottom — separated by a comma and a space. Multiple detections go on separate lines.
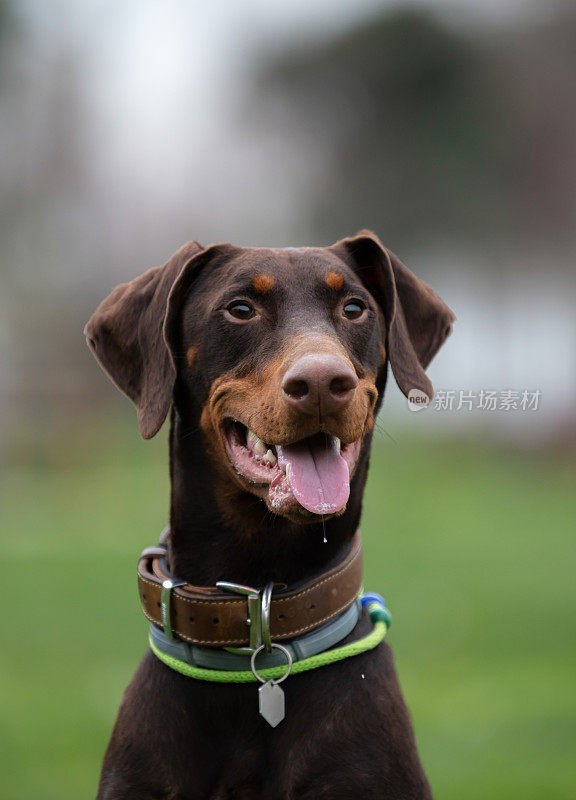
160, 578, 187, 641
216, 580, 274, 653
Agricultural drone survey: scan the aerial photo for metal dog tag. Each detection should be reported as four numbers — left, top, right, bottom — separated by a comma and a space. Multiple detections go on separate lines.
251, 642, 292, 728
258, 680, 285, 727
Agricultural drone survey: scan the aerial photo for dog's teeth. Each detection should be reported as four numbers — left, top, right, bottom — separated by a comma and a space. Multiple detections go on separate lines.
247, 429, 267, 454
262, 449, 277, 466
285, 463, 292, 485
334, 437, 341, 451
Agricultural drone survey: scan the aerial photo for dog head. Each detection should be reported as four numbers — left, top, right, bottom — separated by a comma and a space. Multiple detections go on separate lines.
85, 231, 454, 524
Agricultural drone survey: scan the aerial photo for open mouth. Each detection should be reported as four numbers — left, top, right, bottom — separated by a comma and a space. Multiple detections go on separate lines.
223, 421, 362, 517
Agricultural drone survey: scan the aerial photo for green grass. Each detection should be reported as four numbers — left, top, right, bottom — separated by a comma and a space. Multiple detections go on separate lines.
1, 423, 575, 799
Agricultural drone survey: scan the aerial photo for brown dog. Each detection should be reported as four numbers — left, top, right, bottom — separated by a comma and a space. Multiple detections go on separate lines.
86, 230, 454, 799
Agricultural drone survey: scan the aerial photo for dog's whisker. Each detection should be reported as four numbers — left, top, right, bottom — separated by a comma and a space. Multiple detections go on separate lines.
179, 424, 202, 440
374, 419, 397, 444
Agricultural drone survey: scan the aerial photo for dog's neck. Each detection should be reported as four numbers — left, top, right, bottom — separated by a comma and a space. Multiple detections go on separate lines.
166, 409, 371, 589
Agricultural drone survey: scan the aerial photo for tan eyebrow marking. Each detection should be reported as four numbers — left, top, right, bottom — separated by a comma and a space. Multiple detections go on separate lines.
187, 347, 197, 368
325, 271, 344, 290
252, 274, 275, 293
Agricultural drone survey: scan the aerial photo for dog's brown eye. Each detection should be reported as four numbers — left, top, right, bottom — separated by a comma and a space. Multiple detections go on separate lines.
226, 301, 255, 321
343, 300, 366, 320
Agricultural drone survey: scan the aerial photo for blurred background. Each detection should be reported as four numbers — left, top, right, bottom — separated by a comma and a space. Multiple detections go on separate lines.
1, 1, 575, 798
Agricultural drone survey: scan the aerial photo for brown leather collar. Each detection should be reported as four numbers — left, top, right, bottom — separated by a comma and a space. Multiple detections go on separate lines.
138, 531, 363, 648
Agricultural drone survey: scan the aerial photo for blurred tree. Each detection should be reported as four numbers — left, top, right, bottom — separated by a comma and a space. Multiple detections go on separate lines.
254, 7, 576, 253
500, 10, 576, 241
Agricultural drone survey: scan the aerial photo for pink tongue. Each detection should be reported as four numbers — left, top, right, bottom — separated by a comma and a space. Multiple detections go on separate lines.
276, 436, 350, 514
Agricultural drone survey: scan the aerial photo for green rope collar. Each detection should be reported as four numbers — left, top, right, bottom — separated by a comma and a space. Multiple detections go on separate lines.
150, 599, 391, 683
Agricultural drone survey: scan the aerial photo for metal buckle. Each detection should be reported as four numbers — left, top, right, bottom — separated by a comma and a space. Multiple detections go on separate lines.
160, 578, 187, 641
216, 580, 275, 654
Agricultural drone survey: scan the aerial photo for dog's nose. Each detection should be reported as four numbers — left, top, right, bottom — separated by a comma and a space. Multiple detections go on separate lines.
281, 354, 358, 415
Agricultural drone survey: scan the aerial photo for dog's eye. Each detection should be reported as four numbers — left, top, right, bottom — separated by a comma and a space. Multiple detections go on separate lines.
226, 301, 255, 321
342, 300, 366, 320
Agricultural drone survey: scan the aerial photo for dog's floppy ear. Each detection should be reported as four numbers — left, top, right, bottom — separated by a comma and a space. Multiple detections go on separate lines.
330, 230, 455, 400
85, 241, 230, 439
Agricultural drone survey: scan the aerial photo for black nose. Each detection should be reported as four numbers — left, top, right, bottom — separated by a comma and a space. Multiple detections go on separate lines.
281, 354, 358, 415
